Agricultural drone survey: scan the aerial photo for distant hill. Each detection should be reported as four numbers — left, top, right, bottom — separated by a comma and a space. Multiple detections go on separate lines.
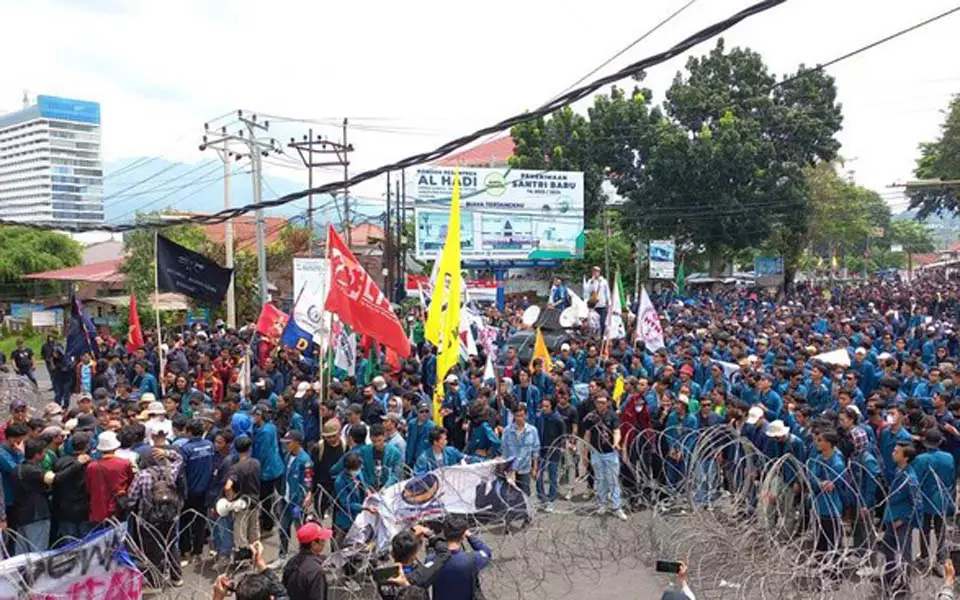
102, 158, 384, 227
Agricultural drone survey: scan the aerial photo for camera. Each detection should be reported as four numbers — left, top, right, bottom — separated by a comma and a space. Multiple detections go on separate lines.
233, 547, 253, 562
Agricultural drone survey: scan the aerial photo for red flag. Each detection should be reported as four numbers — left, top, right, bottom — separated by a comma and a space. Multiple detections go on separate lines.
126, 294, 144, 353
256, 302, 289, 346
325, 225, 410, 358
384, 346, 401, 373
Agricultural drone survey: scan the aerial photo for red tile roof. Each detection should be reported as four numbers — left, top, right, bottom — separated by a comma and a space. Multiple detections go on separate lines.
23, 258, 126, 284
434, 136, 515, 167
200, 215, 289, 247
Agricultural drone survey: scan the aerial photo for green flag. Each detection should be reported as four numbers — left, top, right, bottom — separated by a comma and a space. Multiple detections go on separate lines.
364, 341, 378, 384
676, 261, 686, 297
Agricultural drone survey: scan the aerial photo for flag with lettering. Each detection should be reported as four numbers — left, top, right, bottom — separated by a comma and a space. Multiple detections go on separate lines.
325, 225, 410, 358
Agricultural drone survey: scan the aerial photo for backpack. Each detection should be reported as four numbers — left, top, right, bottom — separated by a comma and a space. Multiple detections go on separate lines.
143, 468, 183, 524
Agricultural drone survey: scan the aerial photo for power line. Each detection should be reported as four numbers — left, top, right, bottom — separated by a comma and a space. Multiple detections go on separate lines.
3, 0, 788, 234
774, 4, 960, 89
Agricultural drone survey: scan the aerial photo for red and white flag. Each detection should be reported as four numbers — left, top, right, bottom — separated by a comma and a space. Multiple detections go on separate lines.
325, 226, 410, 358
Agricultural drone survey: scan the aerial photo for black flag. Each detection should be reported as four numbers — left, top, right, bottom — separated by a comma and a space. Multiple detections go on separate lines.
156, 235, 233, 305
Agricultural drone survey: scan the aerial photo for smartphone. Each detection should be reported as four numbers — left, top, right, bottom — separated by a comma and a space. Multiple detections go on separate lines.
951, 549, 960, 575
655, 560, 682, 574
372, 563, 402, 583
233, 547, 253, 562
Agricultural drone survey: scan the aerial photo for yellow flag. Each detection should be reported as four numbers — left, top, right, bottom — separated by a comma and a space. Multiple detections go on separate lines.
530, 328, 553, 373
427, 169, 462, 424
613, 375, 625, 408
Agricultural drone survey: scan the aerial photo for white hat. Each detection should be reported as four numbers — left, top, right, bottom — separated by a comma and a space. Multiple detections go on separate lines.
877, 352, 892, 361
746, 406, 764, 425
295, 381, 310, 399
140, 392, 156, 405
96, 431, 121, 452
445, 374, 459, 385
854, 347, 867, 356
765, 420, 790, 438
678, 394, 690, 405
372, 376, 387, 392
146, 401, 165, 416
746, 355, 758, 364
560, 343, 571, 352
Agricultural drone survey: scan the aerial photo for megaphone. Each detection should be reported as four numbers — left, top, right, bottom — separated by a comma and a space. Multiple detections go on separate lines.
521, 305, 541, 327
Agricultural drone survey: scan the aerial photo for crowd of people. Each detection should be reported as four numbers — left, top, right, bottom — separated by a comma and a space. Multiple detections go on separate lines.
3, 269, 960, 599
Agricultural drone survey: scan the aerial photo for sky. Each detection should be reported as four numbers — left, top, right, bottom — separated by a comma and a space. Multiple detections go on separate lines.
2, 0, 959, 221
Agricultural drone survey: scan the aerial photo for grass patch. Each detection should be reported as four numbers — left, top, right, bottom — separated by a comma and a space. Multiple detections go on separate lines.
0, 334, 45, 360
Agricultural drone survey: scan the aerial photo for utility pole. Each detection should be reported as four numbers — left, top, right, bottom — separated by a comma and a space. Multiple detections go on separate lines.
395, 177, 402, 300
288, 128, 354, 254
198, 126, 242, 327
201, 111, 281, 307
343, 118, 351, 247
385, 171, 393, 299
634, 238, 642, 306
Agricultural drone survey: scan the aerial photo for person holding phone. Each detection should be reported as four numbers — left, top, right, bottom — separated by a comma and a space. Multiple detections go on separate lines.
658, 561, 695, 600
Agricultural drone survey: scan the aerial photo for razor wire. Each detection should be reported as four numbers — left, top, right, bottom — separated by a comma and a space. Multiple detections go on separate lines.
0, 424, 957, 600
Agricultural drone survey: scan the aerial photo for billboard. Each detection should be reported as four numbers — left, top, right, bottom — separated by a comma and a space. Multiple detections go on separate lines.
755, 256, 784, 287
413, 167, 584, 260
649, 240, 676, 279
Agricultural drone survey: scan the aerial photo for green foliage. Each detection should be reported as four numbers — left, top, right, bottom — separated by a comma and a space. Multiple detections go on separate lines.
0, 227, 83, 298
909, 95, 960, 218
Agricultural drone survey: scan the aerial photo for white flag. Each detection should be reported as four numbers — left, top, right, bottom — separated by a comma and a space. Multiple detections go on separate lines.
635, 287, 665, 351
334, 323, 357, 376
483, 353, 495, 382
606, 275, 625, 340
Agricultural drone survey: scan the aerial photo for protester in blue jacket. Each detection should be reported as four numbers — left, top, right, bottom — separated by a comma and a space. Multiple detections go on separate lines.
912, 428, 955, 572
805, 430, 846, 558
0, 424, 26, 516
278, 430, 313, 558
333, 452, 368, 537
405, 403, 435, 467
178, 419, 214, 559
879, 406, 914, 484
251, 404, 284, 531
881, 442, 921, 596
414, 428, 480, 476
847, 427, 881, 552
331, 424, 403, 491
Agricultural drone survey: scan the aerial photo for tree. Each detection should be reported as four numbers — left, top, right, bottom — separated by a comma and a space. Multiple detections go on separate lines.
510, 105, 607, 224
0, 227, 83, 288
908, 95, 960, 218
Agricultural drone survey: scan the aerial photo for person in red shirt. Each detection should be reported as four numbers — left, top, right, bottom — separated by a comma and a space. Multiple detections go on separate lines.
0, 399, 30, 444
84, 430, 134, 524
619, 377, 654, 509
200, 366, 224, 405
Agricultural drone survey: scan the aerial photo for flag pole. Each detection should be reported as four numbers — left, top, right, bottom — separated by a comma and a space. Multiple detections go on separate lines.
154, 231, 166, 395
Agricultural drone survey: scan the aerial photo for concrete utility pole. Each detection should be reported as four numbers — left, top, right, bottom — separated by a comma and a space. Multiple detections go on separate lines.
343, 118, 352, 247
197, 132, 241, 327
201, 112, 281, 307
288, 128, 354, 254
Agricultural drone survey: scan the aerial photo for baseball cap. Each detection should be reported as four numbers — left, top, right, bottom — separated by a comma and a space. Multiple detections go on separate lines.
282, 430, 304, 443
382, 413, 403, 424
294, 382, 310, 399
296, 522, 333, 544
746, 406, 764, 425
10, 399, 27, 412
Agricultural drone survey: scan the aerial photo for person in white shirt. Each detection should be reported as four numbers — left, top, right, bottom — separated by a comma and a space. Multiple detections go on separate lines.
583, 266, 610, 335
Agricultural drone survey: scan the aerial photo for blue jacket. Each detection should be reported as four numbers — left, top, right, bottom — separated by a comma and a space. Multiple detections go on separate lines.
253, 422, 284, 481
137, 373, 159, 396
849, 449, 882, 509
405, 418, 435, 467
179, 437, 215, 498
331, 444, 403, 490
879, 426, 915, 484
466, 421, 501, 457
912, 449, 955, 516
0, 445, 23, 507
757, 390, 783, 420
414, 446, 477, 476
281, 448, 314, 507
883, 465, 921, 526
515, 384, 542, 419
805, 382, 831, 413
333, 470, 367, 531
805, 450, 845, 517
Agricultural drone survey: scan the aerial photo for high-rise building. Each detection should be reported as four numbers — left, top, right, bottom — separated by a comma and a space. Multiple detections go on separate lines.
0, 95, 104, 227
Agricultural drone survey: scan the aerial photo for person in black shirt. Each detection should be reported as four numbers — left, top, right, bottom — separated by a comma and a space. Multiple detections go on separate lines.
582, 394, 627, 520
52, 432, 93, 543
281, 522, 330, 600
310, 419, 344, 521
226, 436, 262, 551
11, 339, 36, 385
377, 526, 451, 600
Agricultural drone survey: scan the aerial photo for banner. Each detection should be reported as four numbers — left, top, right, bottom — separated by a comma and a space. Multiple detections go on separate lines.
413, 167, 585, 260
649, 240, 676, 280
156, 235, 232, 305
325, 226, 410, 359
328, 459, 532, 567
333, 321, 357, 376
754, 256, 784, 287
292, 258, 332, 345
605, 272, 626, 340
635, 287, 665, 352
0, 523, 141, 600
